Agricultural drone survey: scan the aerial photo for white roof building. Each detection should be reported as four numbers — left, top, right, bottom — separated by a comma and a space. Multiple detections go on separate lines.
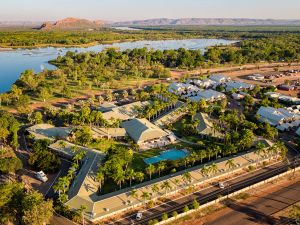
257, 106, 296, 126
209, 74, 230, 84
189, 89, 226, 102
193, 79, 217, 89
226, 81, 254, 92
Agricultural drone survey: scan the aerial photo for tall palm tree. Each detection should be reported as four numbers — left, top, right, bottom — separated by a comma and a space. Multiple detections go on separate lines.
146, 164, 156, 180
200, 165, 209, 177
225, 159, 236, 171
79, 205, 87, 225
126, 168, 136, 187
151, 184, 160, 196
141, 191, 150, 205
198, 151, 206, 164
207, 148, 214, 161
182, 172, 192, 185
208, 163, 219, 176
95, 169, 105, 193
135, 172, 145, 183
174, 178, 181, 189
189, 152, 198, 166
157, 161, 166, 177
161, 180, 172, 196
130, 189, 138, 200
112, 171, 125, 190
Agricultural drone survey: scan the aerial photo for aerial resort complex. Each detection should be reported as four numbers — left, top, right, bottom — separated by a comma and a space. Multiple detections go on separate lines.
1, 1, 300, 225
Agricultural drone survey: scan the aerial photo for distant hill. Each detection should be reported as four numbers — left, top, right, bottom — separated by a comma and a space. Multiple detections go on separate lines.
0, 21, 43, 28
39, 17, 104, 30
113, 18, 300, 26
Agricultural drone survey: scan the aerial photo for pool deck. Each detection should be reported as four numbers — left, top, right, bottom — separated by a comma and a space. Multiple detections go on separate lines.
66, 149, 274, 222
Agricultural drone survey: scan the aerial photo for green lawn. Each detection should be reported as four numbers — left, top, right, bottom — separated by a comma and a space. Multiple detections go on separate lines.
88, 139, 124, 153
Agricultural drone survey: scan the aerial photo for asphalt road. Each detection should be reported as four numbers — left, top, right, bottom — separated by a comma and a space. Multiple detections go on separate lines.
205, 180, 300, 225
112, 158, 300, 225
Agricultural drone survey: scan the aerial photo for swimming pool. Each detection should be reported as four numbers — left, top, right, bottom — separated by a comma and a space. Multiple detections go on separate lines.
144, 149, 189, 164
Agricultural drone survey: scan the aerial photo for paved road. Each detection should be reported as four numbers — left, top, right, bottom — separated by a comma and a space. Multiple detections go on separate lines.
205, 180, 300, 225
112, 157, 300, 225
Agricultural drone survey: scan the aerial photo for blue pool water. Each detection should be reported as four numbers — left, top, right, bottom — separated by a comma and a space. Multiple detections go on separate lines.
144, 149, 189, 164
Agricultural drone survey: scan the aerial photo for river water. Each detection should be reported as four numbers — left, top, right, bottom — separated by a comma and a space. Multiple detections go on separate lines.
0, 38, 236, 93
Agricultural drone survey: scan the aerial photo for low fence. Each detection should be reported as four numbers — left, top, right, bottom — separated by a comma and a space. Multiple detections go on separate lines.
155, 166, 300, 225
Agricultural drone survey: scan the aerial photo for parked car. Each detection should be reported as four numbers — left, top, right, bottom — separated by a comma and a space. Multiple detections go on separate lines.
219, 182, 225, 189
136, 212, 143, 220
36, 171, 48, 182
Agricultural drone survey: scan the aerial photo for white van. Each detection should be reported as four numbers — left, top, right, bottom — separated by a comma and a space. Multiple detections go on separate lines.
136, 212, 143, 220
219, 182, 225, 189
36, 171, 48, 182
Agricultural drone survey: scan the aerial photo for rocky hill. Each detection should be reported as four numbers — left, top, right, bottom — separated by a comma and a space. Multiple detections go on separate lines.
39, 17, 104, 30
113, 18, 300, 26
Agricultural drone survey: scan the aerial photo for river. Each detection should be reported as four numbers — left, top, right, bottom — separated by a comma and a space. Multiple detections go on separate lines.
0, 38, 236, 93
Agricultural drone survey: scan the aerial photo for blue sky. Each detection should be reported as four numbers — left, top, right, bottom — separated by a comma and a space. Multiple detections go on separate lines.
1, 0, 300, 21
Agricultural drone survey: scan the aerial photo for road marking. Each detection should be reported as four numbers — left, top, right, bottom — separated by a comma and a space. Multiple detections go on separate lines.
45, 170, 62, 196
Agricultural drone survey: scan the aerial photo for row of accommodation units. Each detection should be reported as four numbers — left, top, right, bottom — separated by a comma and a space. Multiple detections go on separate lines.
168, 74, 254, 102
257, 105, 300, 133
265, 92, 300, 105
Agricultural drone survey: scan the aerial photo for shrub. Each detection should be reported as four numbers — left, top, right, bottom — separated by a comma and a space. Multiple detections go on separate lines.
172, 211, 178, 217
183, 205, 189, 213
192, 199, 200, 209
162, 213, 168, 221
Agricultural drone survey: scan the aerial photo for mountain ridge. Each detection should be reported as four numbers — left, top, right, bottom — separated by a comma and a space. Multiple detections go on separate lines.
113, 18, 300, 26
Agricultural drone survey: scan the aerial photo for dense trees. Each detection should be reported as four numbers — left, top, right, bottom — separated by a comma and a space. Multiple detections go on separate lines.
0, 182, 53, 225
29, 139, 61, 173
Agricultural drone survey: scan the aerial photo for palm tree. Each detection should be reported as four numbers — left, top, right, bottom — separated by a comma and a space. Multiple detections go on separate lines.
198, 150, 206, 164
207, 148, 214, 161
255, 142, 266, 158
189, 152, 198, 166
225, 159, 236, 172
96, 169, 105, 193
174, 178, 181, 189
112, 171, 125, 190
146, 164, 156, 180
78, 205, 87, 225
135, 172, 145, 183
208, 163, 219, 176
200, 165, 209, 177
130, 189, 138, 200
126, 168, 136, 187
182, 172, 192, 185
141, 191, 150, 205
157, 161, 166, 177
151, 184, 160, 196
161, 180, 172, 196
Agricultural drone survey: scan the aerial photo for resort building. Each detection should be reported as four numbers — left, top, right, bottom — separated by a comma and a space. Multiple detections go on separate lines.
102, 101, 150, 121
188, 89, 226, 102
248, 74, 265, 81
26, 124, 72, 141
265, 92, 300, 104
91, 127, 127, 139
195, 113, 223, 138
209, 74, 231, 84
193, 78, 217, 89
121, 118, 168, 144
257, 106, 298, 126
225, 81, 254, 92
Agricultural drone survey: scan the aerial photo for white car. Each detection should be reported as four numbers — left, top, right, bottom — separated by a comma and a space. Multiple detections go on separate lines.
136, 212, 143, 220
36, 171, 48, 182
219, 182, 225, 189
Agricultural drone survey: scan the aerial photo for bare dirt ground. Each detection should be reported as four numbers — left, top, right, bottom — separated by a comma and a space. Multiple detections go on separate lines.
170, 62, 300, 97
172, 170, 300, 225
